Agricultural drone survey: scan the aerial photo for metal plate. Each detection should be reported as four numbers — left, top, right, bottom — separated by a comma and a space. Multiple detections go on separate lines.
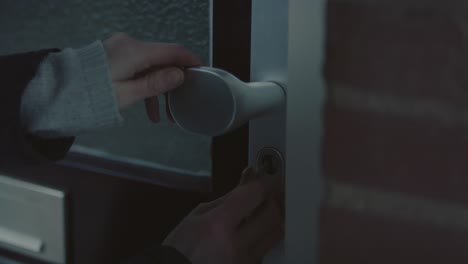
0, 175, 66, 263
250, 0, 326, 263
250, 0, 288, 263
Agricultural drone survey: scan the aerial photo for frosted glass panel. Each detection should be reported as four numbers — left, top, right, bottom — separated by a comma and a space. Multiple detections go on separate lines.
0, 0, 211, 174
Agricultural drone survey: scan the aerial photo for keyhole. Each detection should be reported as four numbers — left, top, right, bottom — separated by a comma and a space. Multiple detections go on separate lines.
261, 154, 279, 175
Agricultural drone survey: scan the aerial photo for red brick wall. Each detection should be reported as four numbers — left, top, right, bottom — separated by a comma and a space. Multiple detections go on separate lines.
321, 1, 468, 263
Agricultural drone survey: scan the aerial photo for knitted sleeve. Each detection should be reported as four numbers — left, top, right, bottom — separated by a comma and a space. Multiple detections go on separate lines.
0, 49, 73, 166
21, 40, 123, 138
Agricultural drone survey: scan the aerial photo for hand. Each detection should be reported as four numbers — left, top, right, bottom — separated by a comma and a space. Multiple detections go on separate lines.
103, 33, 202, 122
163, 168, 284, 264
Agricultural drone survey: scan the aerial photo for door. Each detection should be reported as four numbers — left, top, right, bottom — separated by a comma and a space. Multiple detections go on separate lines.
0, 1, 326, 263
0, 1, 248, 263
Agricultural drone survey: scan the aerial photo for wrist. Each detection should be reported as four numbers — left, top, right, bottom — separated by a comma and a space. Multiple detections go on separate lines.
21, 40, 123, 138
75, 40, 123, 128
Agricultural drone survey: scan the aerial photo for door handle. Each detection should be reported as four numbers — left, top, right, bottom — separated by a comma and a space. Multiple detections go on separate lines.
168, 67, 285, 136
0, 226, 43, 253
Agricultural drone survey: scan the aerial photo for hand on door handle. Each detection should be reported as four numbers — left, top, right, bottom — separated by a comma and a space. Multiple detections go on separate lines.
103, 33, 202, 121
168, 67, 285, 136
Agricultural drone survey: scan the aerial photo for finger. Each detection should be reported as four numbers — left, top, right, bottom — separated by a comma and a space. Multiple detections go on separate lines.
240, 256, 261, 264
214, 180, 267, 227
194, 194, 229, 215
119, 67, 184, 108
236, 198, 282, 247
139, 42, 203, 70
250, 226, 284, 261
239, 167, 257, 186
165, 93, 175, 123
145, 97, 160, 123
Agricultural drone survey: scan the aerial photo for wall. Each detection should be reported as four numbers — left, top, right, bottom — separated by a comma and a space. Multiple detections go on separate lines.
321, 1, 468, 263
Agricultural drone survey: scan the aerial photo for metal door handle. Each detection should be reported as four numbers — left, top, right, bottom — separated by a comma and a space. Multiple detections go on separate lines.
168, 66, 285, 136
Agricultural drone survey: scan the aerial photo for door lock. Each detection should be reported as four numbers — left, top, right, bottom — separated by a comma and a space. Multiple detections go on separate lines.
256, 147, 284, 193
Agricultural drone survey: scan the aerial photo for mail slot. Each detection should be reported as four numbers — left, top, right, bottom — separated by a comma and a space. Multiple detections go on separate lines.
0, 175, 66, 263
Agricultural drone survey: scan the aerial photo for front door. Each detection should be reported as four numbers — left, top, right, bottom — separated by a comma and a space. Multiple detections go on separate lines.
0, 1, 248, 263
0, 1, 327, 263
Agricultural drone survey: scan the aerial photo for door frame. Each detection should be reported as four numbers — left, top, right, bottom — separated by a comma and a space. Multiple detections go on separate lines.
211, 0, 252, 197
249, 1, 326, 263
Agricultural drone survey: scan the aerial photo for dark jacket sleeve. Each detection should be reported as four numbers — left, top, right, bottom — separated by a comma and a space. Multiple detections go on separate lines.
123, 245, 191, 264
0, 50, 191, 263
0, 49, 74, 168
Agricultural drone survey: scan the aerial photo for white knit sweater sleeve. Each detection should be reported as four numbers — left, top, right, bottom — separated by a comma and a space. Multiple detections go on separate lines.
20, 40, 123, 138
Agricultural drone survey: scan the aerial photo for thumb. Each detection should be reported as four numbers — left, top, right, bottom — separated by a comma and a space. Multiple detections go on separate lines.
115, 67, 184, 110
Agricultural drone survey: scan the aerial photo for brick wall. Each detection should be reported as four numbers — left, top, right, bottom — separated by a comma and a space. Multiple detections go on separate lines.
321, 1, 468, 263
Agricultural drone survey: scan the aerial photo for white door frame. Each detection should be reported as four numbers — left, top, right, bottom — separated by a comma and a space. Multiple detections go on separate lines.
249, 0, 326, 263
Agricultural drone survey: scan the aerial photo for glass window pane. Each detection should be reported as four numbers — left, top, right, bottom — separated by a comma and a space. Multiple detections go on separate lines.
0, 0, 212, 175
